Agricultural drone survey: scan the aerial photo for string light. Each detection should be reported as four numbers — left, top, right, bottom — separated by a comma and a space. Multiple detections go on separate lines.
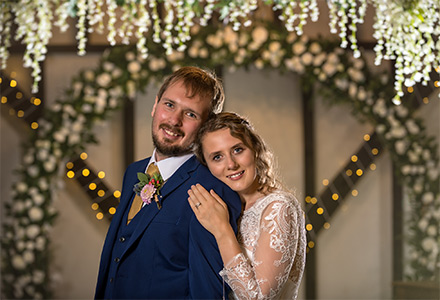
371, 148, 379, 155
1, 96, 7, 104
351, 189, 358, 197
306, 224, 313, 231
332, 193, 339, 201
96, 212, 104, 220
97, 190, 105, 197
356, 169, 363, 176
82, 169, 90, 177
308, 241, 315, 248
91, 203, 99, 210
109, 207, 116, 214
423, 97, 430, 104
323, 222, 331, 229
322, 179, 329, 186
66, 170, 75, 178
351, 155, 358, 162
369, 163, 376, 171
363, 134, 370, 141
17, 110, 24, 118
80, 152, 88, 160
98, 171, 105, 179
89, 183, 97, 190
66, 162, 74, 169
16, 92, 23, 99
9, 80, 16, 87
30, 122, 39, 130
311, 197, 317, 205
346, 169, 353, 176
317, 207, 324, 215
113, 190, 121, 198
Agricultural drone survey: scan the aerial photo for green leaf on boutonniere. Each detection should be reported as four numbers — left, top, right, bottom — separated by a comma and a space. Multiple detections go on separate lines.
137, 172, 149, 183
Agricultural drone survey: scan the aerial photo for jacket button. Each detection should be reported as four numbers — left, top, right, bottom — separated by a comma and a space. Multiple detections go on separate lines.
114, 257, 120, 263
119, 236, 126, 242
109, 278, 114, 283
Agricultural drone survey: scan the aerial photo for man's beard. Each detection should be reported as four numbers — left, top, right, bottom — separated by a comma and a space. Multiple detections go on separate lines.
152, 126, 194, 157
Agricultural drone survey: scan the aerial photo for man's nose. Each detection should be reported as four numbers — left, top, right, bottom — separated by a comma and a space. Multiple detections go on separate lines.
169, 111, 183, 127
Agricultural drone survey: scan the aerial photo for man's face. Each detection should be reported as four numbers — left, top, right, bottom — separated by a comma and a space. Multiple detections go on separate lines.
151, 80, 211, 161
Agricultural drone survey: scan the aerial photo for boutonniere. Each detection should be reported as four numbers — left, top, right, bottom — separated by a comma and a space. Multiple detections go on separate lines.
133, 172, 164, 209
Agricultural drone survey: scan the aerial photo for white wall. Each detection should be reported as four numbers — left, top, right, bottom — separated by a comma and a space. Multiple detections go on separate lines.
2, 55, 438, 299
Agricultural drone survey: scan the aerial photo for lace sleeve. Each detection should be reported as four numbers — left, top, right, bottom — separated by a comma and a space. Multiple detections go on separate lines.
220, 197, 303, 300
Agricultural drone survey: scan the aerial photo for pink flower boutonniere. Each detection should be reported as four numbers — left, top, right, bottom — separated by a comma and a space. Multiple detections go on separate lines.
133, 172, 164, 209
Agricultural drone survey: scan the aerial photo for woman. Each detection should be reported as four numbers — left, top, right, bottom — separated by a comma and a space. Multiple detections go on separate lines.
187, 112, 306, 299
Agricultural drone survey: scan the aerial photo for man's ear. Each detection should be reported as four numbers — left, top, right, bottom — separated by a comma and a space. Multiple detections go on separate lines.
151, 96, 159, 117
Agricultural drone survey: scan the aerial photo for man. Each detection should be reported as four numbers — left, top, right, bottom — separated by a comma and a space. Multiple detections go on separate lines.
95, 66, 242, 299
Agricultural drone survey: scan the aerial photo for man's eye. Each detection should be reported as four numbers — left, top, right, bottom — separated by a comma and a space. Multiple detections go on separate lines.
165, 102, 174, 108
186, 112, 197, 119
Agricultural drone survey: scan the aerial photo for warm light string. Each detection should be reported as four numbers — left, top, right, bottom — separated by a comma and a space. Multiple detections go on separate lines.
1, 0, 438, 101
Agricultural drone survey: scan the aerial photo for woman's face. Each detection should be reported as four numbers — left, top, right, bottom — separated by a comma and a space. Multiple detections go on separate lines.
202, 128, 259, 197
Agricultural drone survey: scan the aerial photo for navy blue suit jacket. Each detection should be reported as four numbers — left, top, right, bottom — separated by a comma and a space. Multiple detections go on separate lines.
95, 155, 242, 299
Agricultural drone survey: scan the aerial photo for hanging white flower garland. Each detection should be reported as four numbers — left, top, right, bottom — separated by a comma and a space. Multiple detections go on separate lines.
1, 0, 438, 102
1, 22, 439, 299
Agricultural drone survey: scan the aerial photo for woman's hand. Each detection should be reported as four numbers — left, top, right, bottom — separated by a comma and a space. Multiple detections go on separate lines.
187, 183, 230, 239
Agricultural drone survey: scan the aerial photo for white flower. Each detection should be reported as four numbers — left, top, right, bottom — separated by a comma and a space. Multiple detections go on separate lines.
84, 70, 95, 81
149, 58, 166, 71
422, 238, 436, 252
301, 52, 313, 66
251, 26, 268, 45
43, 157, 57, 172
29, 207, 44, 221
27, 225, 40, 239
390, 126, 406, 139
28, 166, 39, 177
16, 182, 28, 193
97, 73, 112, 87
395, 140, 408, 155
23, 153, 34, 165
418, 218, 429, 231
23, 250, 34, 263
422, 192, 434, 205
309, 42, 321, 54
322, 62, 337, 77
37, 149, 49, 161
347, 67, 364, 82
427, 225, 437, 237
38, 178, 48, 191
33, 270, 45, 284
13, 201, 24, 213
128, 61, 141, 74
292, 42, 306, 55
405, 119, 420, 135
35, 236, 46, 251
12, 255, 26, 270
125, 52, 136, 61
373, 98, 387, 118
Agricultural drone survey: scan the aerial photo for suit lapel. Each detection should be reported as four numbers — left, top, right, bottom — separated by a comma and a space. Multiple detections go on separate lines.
121, 156, 198, 257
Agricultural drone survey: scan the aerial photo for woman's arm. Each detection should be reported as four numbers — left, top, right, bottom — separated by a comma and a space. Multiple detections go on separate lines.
188, 186, 302, 300
187, 184, 242, 265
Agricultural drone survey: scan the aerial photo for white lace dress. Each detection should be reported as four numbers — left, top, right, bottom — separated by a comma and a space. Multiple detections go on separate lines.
220, 190, 306, 300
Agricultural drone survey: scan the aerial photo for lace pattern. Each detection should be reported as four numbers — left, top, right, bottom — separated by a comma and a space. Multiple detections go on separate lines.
220, 191, 306, 300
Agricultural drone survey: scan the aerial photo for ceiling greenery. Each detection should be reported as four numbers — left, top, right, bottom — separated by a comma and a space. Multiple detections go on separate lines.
1, 0, 439, 103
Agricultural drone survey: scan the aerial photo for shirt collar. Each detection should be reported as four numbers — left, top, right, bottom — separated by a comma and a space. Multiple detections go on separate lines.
147, 149, 193, 181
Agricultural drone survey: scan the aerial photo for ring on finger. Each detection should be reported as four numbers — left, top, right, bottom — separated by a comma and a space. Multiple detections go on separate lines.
195, 202, 202, 209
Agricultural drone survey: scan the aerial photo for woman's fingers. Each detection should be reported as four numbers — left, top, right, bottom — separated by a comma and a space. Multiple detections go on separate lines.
209, 189, 227, 210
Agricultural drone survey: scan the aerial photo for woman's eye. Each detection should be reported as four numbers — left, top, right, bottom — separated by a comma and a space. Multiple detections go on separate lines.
212, 154, 222, 161
233, 147, 243, 154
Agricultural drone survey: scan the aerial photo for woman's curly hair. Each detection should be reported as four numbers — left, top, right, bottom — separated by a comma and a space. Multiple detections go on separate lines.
194, 112, 282, 194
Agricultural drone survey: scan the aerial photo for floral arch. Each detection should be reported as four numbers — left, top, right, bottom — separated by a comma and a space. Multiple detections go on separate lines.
1, 22, 439, 299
